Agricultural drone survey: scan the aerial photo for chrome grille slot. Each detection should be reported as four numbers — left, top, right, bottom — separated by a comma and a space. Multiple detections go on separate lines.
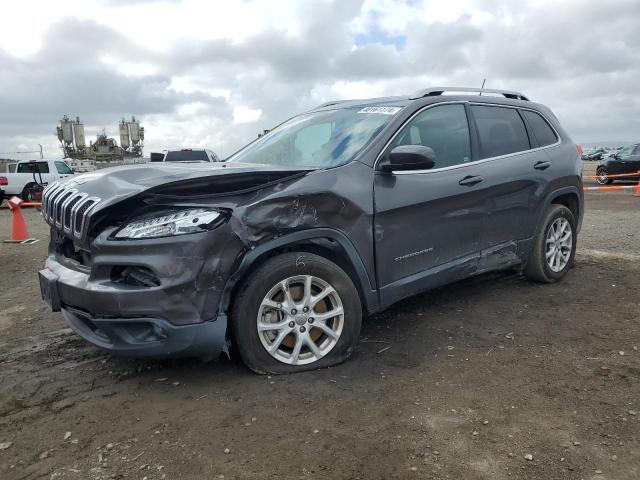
63, 195, 82, 231
44, 184, 64, 221
74, 199, 96, 235
54, 191, 73, 227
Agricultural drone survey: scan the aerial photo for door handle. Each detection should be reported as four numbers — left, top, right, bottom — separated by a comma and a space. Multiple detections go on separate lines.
534, 161, 551, 170
458, 175, 484, 186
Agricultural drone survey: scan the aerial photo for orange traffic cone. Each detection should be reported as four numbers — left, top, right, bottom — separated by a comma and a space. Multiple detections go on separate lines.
6, 196, 29, 242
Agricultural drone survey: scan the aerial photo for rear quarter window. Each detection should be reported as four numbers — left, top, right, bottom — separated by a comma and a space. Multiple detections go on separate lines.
521, 110, 558, 147
471, 105, 530, 159
16, 162, 50, 174
164, 150, 209, 161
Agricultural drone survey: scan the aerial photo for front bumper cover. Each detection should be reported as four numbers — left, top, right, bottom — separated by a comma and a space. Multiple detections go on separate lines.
38, 225, 238, 360
62, 306, 227, 361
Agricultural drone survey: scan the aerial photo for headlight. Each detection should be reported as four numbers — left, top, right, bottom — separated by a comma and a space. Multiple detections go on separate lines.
114, 209, 222, 239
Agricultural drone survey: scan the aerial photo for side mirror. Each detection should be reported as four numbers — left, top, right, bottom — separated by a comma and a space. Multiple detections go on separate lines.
381, 145, 436, 173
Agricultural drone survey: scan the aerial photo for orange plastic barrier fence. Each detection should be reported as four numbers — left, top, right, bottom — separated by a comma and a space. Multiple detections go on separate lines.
583, 185, 640, 197
584, 172, 640, 179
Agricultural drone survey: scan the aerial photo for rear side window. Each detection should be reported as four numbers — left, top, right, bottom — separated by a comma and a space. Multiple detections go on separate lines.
55, 161, 73, 174
521, 110, 558, 147
17, 161, 50, 174
390, 104, 471, 168
164, 150, 209, 162
471, 105, 530, 159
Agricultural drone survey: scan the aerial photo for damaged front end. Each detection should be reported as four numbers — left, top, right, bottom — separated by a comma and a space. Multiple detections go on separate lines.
39, 162, 328, 360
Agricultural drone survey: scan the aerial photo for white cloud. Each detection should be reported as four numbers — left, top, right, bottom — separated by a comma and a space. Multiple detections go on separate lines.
233, 106, 263, 124
0, 0, 639, 160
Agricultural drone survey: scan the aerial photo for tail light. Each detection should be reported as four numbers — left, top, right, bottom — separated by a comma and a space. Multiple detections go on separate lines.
0, 177, 8, 186
576, 144, 583, 156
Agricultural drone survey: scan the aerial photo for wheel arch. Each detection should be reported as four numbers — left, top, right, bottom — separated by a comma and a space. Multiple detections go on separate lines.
536, 186, 583, 235
219, 228, 379, 319
21, 182, 39, 199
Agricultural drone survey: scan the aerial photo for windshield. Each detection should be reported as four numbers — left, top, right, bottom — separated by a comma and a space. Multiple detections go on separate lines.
227, 106, 402, 167
164, 150, 209, 162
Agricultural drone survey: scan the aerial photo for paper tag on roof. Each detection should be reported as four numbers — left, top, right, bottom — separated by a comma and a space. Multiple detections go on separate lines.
357, 106, 401, 115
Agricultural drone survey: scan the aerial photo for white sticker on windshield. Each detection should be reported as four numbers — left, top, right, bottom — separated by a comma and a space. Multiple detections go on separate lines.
357, 106, 402, 115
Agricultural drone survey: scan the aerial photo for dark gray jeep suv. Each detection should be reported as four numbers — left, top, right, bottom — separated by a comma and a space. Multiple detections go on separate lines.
39, 87, 583, 374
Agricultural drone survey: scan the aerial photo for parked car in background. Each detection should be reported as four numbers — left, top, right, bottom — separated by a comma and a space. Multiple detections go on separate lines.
583, 147, 606, 161
39, 86, 583, 374
0, 159, 74, 202
151, 149, 221, 163
595, 143, 640, 184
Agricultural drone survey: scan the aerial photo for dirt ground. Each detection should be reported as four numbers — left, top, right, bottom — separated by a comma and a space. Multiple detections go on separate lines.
1, 163, 639, 480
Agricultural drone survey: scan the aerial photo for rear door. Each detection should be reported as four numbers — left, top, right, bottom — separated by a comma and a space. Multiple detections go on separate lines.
373, 103, 485, 298
469, 105, 551, 265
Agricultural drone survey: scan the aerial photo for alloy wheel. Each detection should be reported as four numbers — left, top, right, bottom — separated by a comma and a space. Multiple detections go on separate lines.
596, 170, 608, 185
257, 275, 344, 365
545, 217, 572, 272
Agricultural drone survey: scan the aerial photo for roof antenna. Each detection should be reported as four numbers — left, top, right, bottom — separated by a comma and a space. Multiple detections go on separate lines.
479, 78, 486, 96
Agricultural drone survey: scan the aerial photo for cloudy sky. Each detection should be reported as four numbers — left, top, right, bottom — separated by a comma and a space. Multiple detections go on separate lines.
0, 0, 639, 160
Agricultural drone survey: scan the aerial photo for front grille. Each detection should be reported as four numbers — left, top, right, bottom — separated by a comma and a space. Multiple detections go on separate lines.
42, 182, 100, 239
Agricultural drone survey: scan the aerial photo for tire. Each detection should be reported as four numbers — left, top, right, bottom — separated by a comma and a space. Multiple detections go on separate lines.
596, 168, 613, 185
524, 205, 577, 283
231, 252, 362, 374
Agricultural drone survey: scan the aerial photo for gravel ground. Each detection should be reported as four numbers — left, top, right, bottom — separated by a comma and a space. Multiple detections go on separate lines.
1, 166, 639, 480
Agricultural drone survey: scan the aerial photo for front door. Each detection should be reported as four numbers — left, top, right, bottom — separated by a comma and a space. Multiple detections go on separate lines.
373, 103, 485, 304
608, 145, 636, 175
619, 145, 640, 175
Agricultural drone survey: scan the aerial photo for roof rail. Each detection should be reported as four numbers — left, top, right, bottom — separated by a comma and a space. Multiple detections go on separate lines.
410, 86, 530, 101
313, 100, 353, 109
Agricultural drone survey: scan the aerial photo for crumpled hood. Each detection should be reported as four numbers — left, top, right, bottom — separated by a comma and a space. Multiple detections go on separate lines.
60, 161, 313, 209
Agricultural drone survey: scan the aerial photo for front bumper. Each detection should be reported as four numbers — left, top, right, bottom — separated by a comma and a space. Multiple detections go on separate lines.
38, 224, 244, 360
39, 265, 228, 360
62, 306, 227, 360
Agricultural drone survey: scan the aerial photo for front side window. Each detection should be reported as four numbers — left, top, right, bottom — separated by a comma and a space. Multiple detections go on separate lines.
17, 161, 49, 174
521, 110, 558, 147
390, 104, 471, 168
227, 106, 400, 168
471, 105, 530, 159
55, 161, 73, 174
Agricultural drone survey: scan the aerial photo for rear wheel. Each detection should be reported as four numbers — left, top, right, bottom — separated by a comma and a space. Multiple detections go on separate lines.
596, 167, 613, 185
231, 252, 362, 374
524, 205, 577, 283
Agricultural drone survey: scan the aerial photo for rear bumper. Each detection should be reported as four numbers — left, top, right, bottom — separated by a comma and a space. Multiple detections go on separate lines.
62, 306, 227, 360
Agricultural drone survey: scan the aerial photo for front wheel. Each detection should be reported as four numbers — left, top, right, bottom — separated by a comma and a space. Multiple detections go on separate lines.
596, 167, 613, 185
524, 205, 577, 283
231, 252, 362, 374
